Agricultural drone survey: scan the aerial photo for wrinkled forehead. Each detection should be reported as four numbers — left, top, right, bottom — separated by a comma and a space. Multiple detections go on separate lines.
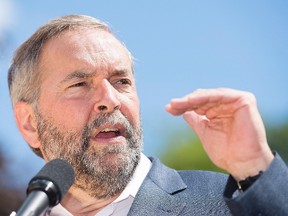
38, 28, 133, 79
43, 28, 131, 62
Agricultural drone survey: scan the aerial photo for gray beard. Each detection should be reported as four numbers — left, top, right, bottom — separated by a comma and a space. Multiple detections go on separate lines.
35, 110, 142, 199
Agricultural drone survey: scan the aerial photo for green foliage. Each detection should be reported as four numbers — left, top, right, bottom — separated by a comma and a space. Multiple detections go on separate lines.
160, 120, 288, 172
159, 127, 226, 173
266, 123, 288, 163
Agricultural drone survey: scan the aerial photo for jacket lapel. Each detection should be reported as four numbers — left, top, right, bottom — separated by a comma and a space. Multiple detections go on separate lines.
128, 157, 187, 216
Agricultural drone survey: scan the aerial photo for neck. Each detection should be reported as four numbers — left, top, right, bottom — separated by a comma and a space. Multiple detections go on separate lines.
60, 185, 121, 216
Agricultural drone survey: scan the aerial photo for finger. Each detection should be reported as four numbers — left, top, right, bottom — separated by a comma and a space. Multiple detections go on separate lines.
166, 88, 246, 116
204, 102, 237, 119
166, 98, 197, 116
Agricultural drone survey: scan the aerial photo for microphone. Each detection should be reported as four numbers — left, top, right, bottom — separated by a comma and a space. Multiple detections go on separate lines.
16, 159, 75, 216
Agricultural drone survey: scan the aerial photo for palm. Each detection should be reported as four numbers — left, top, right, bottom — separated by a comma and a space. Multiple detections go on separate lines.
166, 88, 273, 179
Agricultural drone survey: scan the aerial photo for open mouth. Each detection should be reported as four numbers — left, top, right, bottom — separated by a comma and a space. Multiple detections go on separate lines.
95, 128, 121, 138
92, 123, 125, 141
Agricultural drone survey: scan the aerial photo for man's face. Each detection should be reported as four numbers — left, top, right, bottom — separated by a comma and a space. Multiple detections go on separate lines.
34, 28, 142, 199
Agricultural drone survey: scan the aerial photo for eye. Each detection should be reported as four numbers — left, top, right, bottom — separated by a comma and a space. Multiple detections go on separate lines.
69, 82, 88, 88
117, 79, 131, 85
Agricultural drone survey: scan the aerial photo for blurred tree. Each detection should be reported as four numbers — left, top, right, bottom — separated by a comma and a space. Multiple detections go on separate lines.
0, 144, 24, 215
160, 120, 288, 171
159, 127, 226, 173
266, 122, 288, 163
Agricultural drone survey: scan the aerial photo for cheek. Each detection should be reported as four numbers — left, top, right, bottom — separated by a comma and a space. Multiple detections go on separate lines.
121, 95, 141, 126
41, 98, 93, 131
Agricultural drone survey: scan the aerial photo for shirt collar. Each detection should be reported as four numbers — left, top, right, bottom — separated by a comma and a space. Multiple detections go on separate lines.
113, 153, 151, 202
48, 153, 151, 215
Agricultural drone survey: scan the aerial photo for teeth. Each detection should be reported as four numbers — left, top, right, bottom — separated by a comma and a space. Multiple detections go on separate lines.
101, 128, 118, 132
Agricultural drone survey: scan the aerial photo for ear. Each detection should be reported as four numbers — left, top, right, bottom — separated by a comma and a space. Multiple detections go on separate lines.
14, 102, 41, 149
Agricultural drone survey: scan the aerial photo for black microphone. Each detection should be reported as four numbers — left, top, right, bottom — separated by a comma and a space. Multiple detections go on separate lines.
16, 159, 75, 216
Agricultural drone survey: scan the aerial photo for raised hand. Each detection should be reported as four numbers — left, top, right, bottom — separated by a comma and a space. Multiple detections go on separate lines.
166, 88, 274, 180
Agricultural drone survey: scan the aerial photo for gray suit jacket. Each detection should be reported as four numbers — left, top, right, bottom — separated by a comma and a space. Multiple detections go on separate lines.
128, 154, 288, 216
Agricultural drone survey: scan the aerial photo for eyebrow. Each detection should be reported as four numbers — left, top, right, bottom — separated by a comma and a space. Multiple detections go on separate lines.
60, 69, 132, 84
112, 69, 131, 77
60, 71, 95, 84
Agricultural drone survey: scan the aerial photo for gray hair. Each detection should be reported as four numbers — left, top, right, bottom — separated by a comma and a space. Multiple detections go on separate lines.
8, 14, 111, 108
7, 15, 114, 157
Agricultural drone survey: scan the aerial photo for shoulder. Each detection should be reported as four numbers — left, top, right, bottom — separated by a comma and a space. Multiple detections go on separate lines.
144, 157, 231, 215
177, 169, 228, 197
178, 169, 228, 186
147, 156, 228, 192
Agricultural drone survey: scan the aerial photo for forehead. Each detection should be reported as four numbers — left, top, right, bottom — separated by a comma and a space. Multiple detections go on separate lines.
38, 28, 132, 79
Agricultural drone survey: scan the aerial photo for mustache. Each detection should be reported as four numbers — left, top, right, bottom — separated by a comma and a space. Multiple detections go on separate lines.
81, 111, 133, 149
90, 111, 130, 129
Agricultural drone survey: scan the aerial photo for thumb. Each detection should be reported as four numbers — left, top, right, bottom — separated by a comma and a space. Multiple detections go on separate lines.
183, 111, 209, 136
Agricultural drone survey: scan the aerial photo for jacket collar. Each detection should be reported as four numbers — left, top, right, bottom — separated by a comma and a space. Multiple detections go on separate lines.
128, 157, 187, 215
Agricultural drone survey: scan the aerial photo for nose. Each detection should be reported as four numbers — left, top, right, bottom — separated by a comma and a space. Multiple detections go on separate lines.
93, 80, 121, 113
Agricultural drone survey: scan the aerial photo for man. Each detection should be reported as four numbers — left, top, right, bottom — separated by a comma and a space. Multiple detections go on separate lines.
8, 14, 288, 215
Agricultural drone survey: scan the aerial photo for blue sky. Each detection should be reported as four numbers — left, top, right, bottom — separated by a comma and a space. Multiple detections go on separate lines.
1, 0, 288, 187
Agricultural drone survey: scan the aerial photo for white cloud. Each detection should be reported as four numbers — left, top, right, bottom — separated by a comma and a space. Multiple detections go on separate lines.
0, 0, 16, 31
